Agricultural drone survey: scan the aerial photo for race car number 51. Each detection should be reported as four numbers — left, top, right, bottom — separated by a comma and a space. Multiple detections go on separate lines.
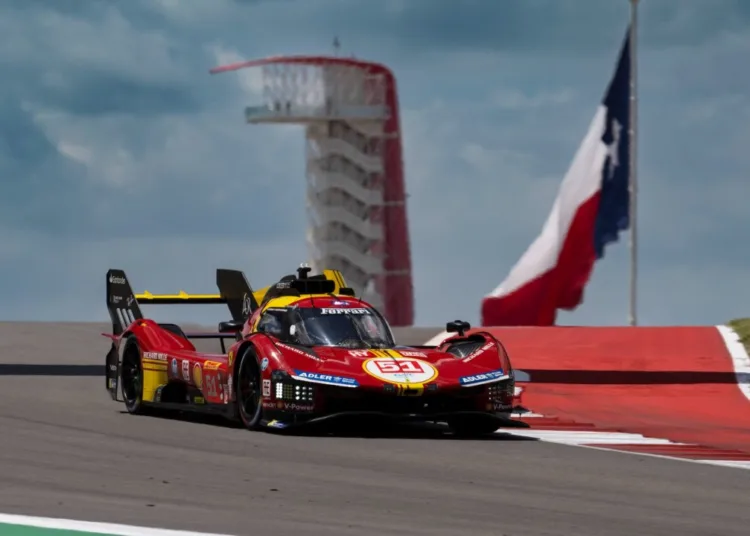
363, 358, 438, 384
375, 360, 422, 373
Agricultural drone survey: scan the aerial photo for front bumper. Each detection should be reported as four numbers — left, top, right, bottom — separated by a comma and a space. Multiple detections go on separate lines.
261, 372, 524, 430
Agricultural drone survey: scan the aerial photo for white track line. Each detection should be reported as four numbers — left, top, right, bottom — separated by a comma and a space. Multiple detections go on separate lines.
716, 324, 750, 404
496, 428, 750, 470
0, 513, 235, 536
702, 460, 750, 469
506, 430, 684, 445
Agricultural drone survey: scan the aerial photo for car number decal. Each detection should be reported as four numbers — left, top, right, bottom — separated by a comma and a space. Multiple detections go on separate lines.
362, 357, 438, 384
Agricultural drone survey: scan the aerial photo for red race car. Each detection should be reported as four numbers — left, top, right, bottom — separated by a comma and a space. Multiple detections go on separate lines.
104, 264, 524, 436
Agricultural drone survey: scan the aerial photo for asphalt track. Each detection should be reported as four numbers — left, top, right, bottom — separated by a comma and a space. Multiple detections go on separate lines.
2, 322, 750, 535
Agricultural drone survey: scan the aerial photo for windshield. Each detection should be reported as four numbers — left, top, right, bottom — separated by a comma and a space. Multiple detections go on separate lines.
291, 307, 395, 349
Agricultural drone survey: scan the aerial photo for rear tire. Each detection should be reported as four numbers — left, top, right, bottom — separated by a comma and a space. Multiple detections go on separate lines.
236, 346, 263, 430
120, 336, 146, 415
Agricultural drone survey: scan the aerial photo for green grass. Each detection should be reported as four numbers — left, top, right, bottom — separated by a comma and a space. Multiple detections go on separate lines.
728, 318, 750, 353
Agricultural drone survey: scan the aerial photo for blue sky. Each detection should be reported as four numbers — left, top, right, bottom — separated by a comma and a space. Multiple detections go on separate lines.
0, 0, 748, 327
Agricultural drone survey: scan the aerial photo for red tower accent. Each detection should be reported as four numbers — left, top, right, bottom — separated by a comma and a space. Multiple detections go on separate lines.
210, 56, 414, 326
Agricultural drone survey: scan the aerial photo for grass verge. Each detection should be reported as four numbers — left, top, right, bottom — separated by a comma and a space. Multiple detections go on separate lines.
728, 318, 750, 354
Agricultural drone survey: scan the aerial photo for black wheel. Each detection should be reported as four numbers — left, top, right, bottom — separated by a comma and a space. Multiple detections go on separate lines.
235, 346, 263, 430
120, 336, 146, 415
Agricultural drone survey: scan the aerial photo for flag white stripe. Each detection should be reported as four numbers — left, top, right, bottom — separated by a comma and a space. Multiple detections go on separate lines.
487, 105, 609, 298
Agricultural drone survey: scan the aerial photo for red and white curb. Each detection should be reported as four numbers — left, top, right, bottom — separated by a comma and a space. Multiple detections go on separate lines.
498, 411, 750, 470
716, 324, 750, 404
425, 326, 750, 470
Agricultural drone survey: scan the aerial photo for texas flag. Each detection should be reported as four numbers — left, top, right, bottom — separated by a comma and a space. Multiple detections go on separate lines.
481, 27, 632, 326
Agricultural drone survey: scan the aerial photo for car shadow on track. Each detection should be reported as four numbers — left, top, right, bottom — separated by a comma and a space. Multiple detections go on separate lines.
119, 409, 538, 441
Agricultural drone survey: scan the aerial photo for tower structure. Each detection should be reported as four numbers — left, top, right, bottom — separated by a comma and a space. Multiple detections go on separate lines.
210, 55, 414, 326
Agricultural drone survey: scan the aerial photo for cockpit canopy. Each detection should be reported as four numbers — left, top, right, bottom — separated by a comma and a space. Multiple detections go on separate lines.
256, 304, 395, 349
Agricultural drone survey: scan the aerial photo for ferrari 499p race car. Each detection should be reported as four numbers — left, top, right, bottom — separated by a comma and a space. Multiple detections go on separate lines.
104, 264, 522, 436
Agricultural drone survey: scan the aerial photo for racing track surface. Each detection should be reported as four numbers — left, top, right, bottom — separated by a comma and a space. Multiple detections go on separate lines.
2, 322, 750, 536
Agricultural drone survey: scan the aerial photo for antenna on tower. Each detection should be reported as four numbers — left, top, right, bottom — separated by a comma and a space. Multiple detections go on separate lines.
333, 36, 341, 56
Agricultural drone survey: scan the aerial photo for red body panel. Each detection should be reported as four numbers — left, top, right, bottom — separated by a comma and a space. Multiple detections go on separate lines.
112, 294, 516, 420
123, 319, 230, 405
264, 342, 509, 389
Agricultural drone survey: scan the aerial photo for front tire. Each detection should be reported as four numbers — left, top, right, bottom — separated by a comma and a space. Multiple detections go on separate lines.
236, 346, 263, 430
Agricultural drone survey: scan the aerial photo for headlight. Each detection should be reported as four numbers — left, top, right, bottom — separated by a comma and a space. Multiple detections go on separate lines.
294, 384, 314, 402
274, 381, 314, 402
487, 380, 514, 404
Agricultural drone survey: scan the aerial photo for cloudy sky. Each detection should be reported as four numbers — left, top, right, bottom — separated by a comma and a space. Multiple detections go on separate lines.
1, 0, 748, 328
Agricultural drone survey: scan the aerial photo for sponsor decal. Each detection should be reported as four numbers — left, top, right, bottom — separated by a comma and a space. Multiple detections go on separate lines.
193, 363, 203, 389
293, 370, 359, 387
459, 369, 508, 386
362, 358, 438, 385
276, 343, 321, 361
280, 402, 314, 412
349, 350, 370, 357
320, 308, 371, 315
154, 385, 164, 403
494, 401, 512, 412
181, 360, 190, 382
143, 352, 168, 361
194, 396, 205, 404
227, 373, 234, 399
110, 295, 122, 304
397, 350, 427, 358
228, 350, 234, 367
203, 360, 222, 370
332, 300, 349, 306
241, 293, 253, 316
260, 357, 269, 371
127, 296, 135, 307
170, 358, 178, 377
203, 373, 219, 398
465, 342, 494, 362
262, 379, 271, 397
108, 275, 126, 284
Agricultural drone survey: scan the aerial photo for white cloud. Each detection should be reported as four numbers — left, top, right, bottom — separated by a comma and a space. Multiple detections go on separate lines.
207, 44, 265, 99
1, 0, 749, 329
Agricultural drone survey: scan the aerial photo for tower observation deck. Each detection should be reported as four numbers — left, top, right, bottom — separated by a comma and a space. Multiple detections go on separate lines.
210, 55, 414, 326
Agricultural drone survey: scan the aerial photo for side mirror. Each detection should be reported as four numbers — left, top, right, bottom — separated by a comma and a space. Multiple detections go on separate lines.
218, 320, 244, 333
446, 319, 471, 337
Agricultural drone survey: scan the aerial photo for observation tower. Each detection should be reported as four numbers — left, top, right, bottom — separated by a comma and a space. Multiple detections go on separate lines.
209, 52, 414, 326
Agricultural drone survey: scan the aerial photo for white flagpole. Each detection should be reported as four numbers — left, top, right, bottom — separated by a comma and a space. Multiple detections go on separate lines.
628, 0, 639, 326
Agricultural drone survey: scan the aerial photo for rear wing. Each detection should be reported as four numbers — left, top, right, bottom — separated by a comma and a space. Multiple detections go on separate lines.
105, 267, 352, 336
133, 268, 258, 323
105, 268, 255, 336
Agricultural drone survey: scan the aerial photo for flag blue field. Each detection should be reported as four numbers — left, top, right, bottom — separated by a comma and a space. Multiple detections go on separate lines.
481, 26, 632, 326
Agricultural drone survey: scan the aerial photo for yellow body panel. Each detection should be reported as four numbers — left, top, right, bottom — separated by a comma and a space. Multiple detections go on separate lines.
141, 363, 168, 403
135, 290, 222, 300
394, 383, 425, 396
251, 269, 348, 310
134, 269, 349, 316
